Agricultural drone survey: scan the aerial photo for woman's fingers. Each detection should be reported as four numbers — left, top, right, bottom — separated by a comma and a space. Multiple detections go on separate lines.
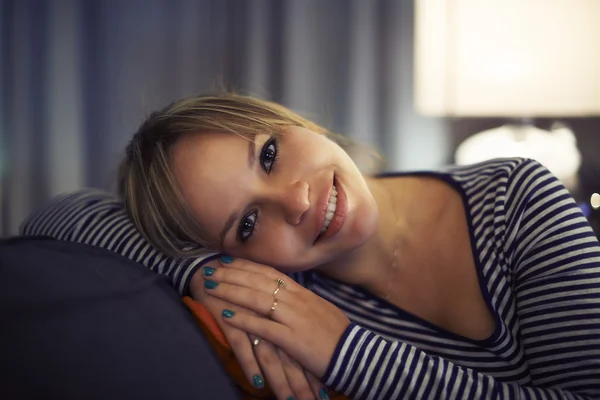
204, 257, 349, 381
221, 308, 289, 348
221, 325, 266, 390
278, 349, 317, 400
305, 372, 330, 400
191, 265, 321, 396
252, 339, 297, 400
204, 280, 294, 322
219, 285, 350, 379
203, 265, 285, 297
217, 256, 302, 292
195, 293, 267, 390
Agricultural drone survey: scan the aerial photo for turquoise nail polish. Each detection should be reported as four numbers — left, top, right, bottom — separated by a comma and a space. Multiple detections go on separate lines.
220, 255, 234, 264
286, 397, 295, 400
203, 267, 215, 276
204, 280, 218, 289
319, 388, 330, 400
222, 309, 235, 318
252, 374, 264, 388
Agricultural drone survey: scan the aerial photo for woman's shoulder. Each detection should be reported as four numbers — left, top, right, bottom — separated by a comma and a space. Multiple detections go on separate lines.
439, 158, 562, 206
380, 157, 541, 196
439, 157, 539, 184
380, 157, 533, 179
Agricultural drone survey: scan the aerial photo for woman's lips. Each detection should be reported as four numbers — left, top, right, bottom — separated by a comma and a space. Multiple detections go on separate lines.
314, 177, 347, 243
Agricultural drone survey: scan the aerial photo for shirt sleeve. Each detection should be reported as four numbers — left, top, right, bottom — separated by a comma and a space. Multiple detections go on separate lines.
508, 160, 600, 395
19, 189, 219, 296
322, 160, 600, 400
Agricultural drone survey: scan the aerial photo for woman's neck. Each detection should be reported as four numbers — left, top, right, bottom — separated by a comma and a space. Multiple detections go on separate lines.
315, 176, 419, 289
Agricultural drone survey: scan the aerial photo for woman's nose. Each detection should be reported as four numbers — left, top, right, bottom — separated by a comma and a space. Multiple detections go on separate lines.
279, 181, 310, 225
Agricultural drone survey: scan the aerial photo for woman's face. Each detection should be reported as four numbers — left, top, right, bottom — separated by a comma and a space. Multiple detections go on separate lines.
171, 126, 378, 272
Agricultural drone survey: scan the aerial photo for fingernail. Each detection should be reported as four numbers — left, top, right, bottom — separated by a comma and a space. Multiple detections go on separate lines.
222, 309, 235, 318
286, 397, 295, 400
319, 388, 330, 399
252, 374, 264, 388
220, 255, 235, 264
204, 280, 218, 289
203, 267, 215, 276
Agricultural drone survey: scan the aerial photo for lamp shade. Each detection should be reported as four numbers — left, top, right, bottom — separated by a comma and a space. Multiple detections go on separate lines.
414, 0, 600, 117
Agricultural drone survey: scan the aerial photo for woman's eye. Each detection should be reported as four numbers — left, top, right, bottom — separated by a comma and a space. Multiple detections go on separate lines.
238, 211, 257, 242
260, 137, 278, 173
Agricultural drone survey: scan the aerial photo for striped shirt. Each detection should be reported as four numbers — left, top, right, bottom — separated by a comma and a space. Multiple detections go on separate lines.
20, 158, 600, 399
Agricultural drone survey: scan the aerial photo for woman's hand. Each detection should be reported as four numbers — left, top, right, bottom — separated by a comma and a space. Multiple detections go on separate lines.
190, 261, 327, 400
201, 256, 351, 379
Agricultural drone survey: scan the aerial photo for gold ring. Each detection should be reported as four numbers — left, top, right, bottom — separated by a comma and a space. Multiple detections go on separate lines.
252, 337, 263, 346
275, 278, 286, 288
268, 298, 279, 318
273, 286, 281, 296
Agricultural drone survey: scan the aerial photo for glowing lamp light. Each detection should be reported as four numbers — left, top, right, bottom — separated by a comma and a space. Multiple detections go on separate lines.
591, 193, 600, 210
414, 0, 600, 188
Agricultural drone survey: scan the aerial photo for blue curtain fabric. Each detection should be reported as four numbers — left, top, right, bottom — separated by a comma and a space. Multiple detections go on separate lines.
0, 0, 448, 235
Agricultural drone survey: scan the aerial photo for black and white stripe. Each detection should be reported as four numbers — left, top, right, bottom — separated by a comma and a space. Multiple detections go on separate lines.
20, 190, 218, 295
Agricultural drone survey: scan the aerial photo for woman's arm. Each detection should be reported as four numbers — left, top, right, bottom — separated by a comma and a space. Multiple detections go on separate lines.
20, 189, 216, 295
324, 323, 599, 399
508, 160, 600, 394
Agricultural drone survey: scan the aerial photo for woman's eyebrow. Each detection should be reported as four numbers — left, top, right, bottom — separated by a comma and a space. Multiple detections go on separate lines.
220, 212, 237, 248
247, 139, 255, 168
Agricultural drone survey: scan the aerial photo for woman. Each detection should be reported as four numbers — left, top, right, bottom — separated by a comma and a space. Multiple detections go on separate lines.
27, 93, 600, 400
114, 93, 600, 399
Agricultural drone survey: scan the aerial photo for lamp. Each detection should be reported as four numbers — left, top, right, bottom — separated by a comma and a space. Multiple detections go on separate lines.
414, 0, 600, 188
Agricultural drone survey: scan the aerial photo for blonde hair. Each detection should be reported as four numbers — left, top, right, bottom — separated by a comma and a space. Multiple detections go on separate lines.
118, 93, 337, 259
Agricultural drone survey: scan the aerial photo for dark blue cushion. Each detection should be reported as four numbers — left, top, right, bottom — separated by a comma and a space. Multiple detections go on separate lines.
0, 236, 239, 400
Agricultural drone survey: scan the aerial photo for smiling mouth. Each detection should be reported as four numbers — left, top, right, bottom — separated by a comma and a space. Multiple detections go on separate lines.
320, 184, 338, 233
317, 184, 338, 238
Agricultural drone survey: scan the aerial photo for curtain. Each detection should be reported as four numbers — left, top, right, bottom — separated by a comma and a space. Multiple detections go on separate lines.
0, 0, 448, 236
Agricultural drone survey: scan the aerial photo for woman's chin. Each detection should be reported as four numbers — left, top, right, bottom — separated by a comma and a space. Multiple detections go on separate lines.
346, 203, 379, 248
317, 224, 377, 268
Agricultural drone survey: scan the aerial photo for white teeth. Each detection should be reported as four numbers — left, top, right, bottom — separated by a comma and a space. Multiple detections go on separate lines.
320, 185, 338, 233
